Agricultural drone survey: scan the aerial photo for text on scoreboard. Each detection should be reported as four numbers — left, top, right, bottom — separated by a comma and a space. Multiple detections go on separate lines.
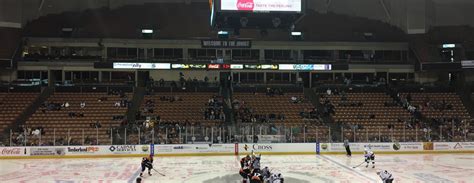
220, 0, 302, 12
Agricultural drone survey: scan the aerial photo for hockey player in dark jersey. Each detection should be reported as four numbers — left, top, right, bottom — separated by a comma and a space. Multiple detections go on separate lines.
140, 156, 153, 177
239, 164, 251, 183
249, 172, 263, 183
240, 155, 251, 168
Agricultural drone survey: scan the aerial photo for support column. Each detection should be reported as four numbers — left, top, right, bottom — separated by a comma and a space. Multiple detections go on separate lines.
183, 48, 189, 61
259, 49, 265, 63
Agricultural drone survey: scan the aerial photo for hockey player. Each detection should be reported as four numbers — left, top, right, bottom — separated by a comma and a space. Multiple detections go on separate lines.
251, 154, 261, 174
261, 166, 271, 180
140, 156, 153, 177
239, 166, 251, 183
241, 155, 251, 168
269, 173, 284, 183
377, 170, 394, 183
364, 148, 375, 168
249, 172, 263, 183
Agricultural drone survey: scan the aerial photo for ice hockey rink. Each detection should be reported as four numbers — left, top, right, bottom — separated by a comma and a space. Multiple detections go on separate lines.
0, 154, 473, 183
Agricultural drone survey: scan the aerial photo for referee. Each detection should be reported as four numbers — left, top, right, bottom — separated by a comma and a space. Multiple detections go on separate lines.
344, 139, 351, 157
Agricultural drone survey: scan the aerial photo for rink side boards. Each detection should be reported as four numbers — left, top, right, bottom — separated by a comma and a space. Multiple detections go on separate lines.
0, 142, 473, 159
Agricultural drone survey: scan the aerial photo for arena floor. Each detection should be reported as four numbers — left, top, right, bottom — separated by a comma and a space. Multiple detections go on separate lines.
0, 154, 473, 183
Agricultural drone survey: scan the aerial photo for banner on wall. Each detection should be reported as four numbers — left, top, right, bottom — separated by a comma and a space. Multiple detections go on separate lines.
164, 144, 235, 154
0, 147, 28, 156
278, 64, 332, 71
30, 147, 65, 156
2, 142, 474, 158
66, 146, 100, 155
238, 143, 315, 154
108, 145, 138, 154
320, 142, 423, 152
113, 63, 171, 70
423, 142, 434, 150
434, 142, 474, 150
201, 40, 252, 48
391, 142, 424, 151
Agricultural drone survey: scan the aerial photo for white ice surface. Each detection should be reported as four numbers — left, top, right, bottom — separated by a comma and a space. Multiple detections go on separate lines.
0, 154, 473, 183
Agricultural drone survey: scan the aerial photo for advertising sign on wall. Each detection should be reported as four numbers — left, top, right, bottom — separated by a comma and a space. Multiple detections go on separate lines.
321, 142, 423, 152
279, 64, 332, 71
66, 146, 100, 155
30, 147, 65, 156
108, 145, 137, 154
238, 143, 315, 154
0, 147, 27, 156
113, 63, 171, 70
201, 40, 252, 48
434, 142, 474, 151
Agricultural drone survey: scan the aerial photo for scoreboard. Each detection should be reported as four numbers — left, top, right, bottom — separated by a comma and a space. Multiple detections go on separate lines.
210, 0, 304, 29
220, 0, 302, 13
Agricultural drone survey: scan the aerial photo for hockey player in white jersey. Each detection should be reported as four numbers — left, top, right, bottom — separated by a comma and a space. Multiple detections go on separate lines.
377, 170, 394, 183
269, 173, 284, 183
364, 148, 375, 168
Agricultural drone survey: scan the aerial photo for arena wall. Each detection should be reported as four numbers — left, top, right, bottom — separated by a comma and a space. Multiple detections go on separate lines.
1, 142, 473, 159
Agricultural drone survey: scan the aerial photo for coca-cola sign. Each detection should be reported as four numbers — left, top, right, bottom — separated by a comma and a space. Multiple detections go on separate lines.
236, 0, 254, 10
221, 0, 301, 12
0, 147, 27, 156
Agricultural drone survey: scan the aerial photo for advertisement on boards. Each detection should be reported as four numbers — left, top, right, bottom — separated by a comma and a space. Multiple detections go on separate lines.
0, 147, 28, 156
66, 146, 100, 155
108, 145, 137, 154
30, 147, 66, 156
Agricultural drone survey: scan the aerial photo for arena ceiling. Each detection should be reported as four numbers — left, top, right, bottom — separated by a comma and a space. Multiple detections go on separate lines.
0, 0, 473, 33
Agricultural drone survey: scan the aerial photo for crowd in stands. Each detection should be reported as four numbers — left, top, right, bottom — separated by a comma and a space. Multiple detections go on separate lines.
23, 52, 101, 61
10, 125, 87, 146
13, 125, 45, 145
149, 76, 218, 90
265, 88, 284, 96
204, 96, 224, 120
234, 98, 286, 123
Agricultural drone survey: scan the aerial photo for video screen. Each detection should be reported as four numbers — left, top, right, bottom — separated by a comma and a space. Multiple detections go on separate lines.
220, 0, 301, 12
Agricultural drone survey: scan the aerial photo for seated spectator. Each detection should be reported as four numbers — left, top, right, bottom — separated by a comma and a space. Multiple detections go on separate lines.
274, 88, 284, 95
112, 115, 124, 120
64, 102, 70, 108
98, 97, 107, 102
90, 121, 102, 128
266, 88, 275, 96
269, 113, 276, 120
120, 99, 127, 107
80, 101, 86, 108
326, 88, 332, 95
291, 96, 298, 103
341, 94, 347, 101
114, 101, 121, 107
333, 88, 339, 95
158, 78, 165, 87
219, 109, 225, 120
278, 113, 285, 120
408, 105, 416, 113
32, 128, 41, 137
